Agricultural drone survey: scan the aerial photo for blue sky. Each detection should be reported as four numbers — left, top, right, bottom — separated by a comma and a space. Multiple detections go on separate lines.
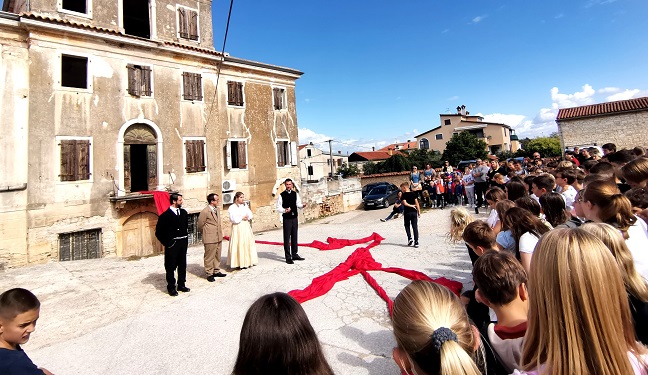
212, 0, 648, 153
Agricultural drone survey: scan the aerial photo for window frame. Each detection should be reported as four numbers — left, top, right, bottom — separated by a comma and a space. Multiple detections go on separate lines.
182, 71, 203, 102
183, 137, 207, 174
444, 119, 451, 125
275, 139, 297, 168
58, 52, 92, 92
58, 228, 102, 261
58, 0, 93, 18
435, 134, 443, 140
227, 80, 245, 108
419, 137, 430, 150
176, 4, 200, 42
272, 86, 287, 111
226, 138, 248, 170
56, 136, 93, 184
126, 63, 153, 98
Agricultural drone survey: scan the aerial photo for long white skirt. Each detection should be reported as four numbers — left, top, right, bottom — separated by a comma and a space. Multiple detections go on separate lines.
227, 221, 258, 268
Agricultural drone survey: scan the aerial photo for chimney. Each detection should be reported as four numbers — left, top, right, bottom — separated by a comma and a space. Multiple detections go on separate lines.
338, 151, 341, 154
456, 106, 461, 113
372, 147, 375, 151
461, 105, 466, 116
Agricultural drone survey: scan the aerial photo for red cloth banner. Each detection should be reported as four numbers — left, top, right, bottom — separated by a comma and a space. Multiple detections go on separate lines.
142, 191, 171, 215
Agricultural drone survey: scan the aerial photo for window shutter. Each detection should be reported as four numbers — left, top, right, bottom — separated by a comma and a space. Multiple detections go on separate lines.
142, 66, 152, 96
197, 140, 205, 171
147, 144, 157, 188
185, 140, 195, 172
178, 8, 188, 38
307, 165, 314, 175
273, 88, 281, 110
276, 142, 283, 167
182, 72, 190, 100
225, 141, 232, 169
60, 140, 75, 181
77, 140, 91, 180
127, 64, 138, 96
238, 141, 247, 169
195, 74, 202, 101
123, 144, 131, 192
189, 10, 199, 40
227, 81, 235, 105
236, 82, 244, 106
290, 141, 298, 166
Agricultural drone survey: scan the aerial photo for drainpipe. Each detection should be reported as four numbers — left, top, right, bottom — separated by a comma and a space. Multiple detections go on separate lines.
0, 183, 27, 192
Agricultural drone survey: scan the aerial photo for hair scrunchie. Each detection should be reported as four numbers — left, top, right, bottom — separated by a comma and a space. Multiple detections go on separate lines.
431, 327, 458, 352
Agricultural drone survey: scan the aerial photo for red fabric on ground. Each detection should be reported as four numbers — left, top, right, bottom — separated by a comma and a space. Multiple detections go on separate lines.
142, 191, 170, 215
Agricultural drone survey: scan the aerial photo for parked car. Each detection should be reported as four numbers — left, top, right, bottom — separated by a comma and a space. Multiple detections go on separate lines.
363, 184, 400, 209
457, 160, 477, 171
362, 181, 392, 198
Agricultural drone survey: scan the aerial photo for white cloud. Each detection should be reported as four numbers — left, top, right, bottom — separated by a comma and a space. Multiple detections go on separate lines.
606, 89, 648, 101
447, 95, 460, 101
554, 13, 565, 19
472, 15, 487, 23
481, 113, 526, 127
550, 84, 596, 109
597, 87, 620, 94
298, 128, 330, 145
304, 98, 311, 102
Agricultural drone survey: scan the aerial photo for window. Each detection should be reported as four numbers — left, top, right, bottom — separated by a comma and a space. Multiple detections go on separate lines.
226, 140, 247, 169
444, 119, 451, 125
184, 139, 206, 173
127, 64, 152, 97
182, 72, 202, 101
435, 134, 443, 140
419, 138, 429, 149
61, 0, 89, 14
61, 55, 88, 89
273, 87, 286, 110
307, 149, 312, 157
227, 81, 244, 106
123, 0, 150, 38
177, 6, 199, 40
276, 140, 297, 167
59, 138, 91, 181
504, 128, 507, 137
59, 229, 101, 261
187, 213, 202, 245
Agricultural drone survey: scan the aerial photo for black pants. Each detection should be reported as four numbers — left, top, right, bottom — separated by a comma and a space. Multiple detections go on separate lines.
283, 217, 299, 260
475, 181, 489, 207
403, 211, 419, 242
164, 238, 188, 290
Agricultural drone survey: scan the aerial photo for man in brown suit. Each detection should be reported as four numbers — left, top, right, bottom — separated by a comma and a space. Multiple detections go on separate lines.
197, 193, 226, 282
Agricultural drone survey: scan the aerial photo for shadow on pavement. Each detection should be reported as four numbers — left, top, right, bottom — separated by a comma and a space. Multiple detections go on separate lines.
187, 263, 206, 279
257, 251, 285, 262
337, 326, 397, 374
141, 272, 167, 293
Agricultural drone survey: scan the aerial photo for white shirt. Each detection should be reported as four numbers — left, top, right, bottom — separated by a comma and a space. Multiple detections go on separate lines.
462, 172, 475, 187
487, 209, 499, 229
519, 232, 540, 254
228, 203, 253, 224
626, 217, 648, 280
275, 190, 304, 214
561, 185, 578, 211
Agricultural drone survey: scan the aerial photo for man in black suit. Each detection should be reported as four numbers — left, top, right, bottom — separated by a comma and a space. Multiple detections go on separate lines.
155, 193, 190, 296
275, 179, 306, 264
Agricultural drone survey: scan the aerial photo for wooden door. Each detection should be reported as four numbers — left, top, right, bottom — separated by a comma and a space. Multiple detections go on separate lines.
121, 212, 162, 257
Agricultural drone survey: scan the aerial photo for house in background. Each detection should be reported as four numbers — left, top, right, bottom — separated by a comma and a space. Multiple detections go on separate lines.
0, 1, 302, 268
348, 149, 405, 172
415, 105, 520, 154
299, 143, 349, 182
377, 140, 418, 153
557, 96, 648, 151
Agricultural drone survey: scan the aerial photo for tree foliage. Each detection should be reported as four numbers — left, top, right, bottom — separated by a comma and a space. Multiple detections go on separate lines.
441, 132, 488, 166
520, 135, 561, 157
336, 162, 360, 177
406, 149, 443, 169
362, 161, 379, 175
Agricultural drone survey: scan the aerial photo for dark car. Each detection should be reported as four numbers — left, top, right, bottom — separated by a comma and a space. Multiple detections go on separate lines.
362, 182, 392, 198
457, 160, 477, 171
363, 184, 400, 209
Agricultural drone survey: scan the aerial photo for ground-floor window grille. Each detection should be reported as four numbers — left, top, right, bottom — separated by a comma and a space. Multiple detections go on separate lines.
59, 229, 101, 261
187, 213, 202, 245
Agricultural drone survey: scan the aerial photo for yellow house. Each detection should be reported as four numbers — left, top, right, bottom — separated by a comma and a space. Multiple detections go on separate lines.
415, 105, 520, 154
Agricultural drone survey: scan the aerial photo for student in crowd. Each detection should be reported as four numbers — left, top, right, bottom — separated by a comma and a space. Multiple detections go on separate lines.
473, 251, 528, 374
589, 161, 616, 179
232, 292, 334, 375
381, 191, 404, 222
554, 169, 578, 210
391, 280, 483, 375
490, 173, 506, 191
581, 180, 648, 280
433, 175, 446, 209
452, 173, 464, 206
448, 207, 474, 246
463, 166, 476, 208
511, 160, 527, 176
626, 187, 648, 224
622, 157, 648, 189
400, 182, 421, 248
0, 288, 53, 375
513, 197, 553, 229
564, 150, 580, 167
522, 176, 535, 196
505, 180, 528, 202
582, 159, 598, 174
539, 192, 577, 228
634, 146, 646, 157
516, 229, 648, 375
530, 174, 555, 201
473, 159, 491, 214
573, 169, 585, 191
410, 166, 423, 197
485, 188, 507, 235
602, 142, 617, 156
582, 223, 648, 345
494, 200, 517, 254
501, 207, 551, 273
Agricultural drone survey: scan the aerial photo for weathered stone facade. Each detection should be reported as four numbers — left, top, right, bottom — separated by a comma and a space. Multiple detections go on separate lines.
300, 177, 362, 221
361, 172, 412, 189
558, 111, 648, 150
0, 2, 303, 268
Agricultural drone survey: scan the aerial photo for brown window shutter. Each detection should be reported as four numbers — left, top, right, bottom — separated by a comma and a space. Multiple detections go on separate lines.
123, 144, 131, 192
227, 81, 235, 105
178, 8, 188, 38
185, 140, 195, 172
189, 10, 199, 40
60, 140, 75, 181
142, 66, 152, 96
182, 72, 190, 100
127, 64, 138, 96
77, 140, 91, 180
195, 74, 203, 101
147, 144, 157, 187
238, 141, 247, 169
273, 88, 283, 110
276, 142, 283, 167
236, 82, 244, 106
197, 140, 205, 171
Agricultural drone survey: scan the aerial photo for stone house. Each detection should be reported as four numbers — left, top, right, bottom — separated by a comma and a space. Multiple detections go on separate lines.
0, 1, 303, 268
415, 105, 520, 154
298, 143, 349, 182
556, 96, 648, 151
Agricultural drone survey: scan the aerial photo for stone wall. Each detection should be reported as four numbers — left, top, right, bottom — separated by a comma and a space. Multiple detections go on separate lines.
360, 171, 411, 188
300, 177, 362, 221
558, 111, 648, 150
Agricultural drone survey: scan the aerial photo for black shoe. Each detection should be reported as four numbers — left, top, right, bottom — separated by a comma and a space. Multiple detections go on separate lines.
286, 259, 294, 264
168, 289, 178, 296
292, 255, 305, 261
213, 272, 227, 277
207, 275, 215, 282
408, 239, 414, 246
177, 286, 190, 293
475, 207, 479, 214
380, 218, 386, 222
414, 242, 419, 248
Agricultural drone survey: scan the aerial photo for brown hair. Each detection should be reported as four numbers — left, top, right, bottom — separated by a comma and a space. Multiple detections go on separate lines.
589, 161, 615, 178
532, 174, 555, 192
625, 187, 648, 209
505, 180, 528, 201
501, 207, 550, 256
582, 180, 636, 239
484, 187, 506, 203
495, 200, 516, 230
0, 288, 40, 320
462, 221, 496, 250
539, 193, 569, 227
514, 196, 541, 217
473, 251, 527, 306
555, 169, 576, 184
622, 157, 648, 185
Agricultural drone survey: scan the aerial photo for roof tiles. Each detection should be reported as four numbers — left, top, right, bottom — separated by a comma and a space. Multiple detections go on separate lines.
557, 96, 648, 120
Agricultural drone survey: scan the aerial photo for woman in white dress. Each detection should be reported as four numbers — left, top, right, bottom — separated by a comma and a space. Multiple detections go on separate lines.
227, 192, 258, 269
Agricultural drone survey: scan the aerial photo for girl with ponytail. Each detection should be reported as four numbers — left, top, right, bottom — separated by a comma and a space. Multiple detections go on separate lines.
582, 180, 648, 279
391, 280, 483, 375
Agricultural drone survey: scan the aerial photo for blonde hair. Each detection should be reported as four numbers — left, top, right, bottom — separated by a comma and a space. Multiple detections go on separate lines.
522, 228, 647, 374
448, 208, 474, 243
556, 160, 574, 170
582, 180, 636, 239
392, 281, 481, 375
581, 223, 648, 302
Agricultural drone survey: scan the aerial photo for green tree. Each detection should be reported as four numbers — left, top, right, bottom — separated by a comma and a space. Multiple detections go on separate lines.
407, 149, 443, 169
522, 136, 561, 157
336, 162, 360, 177
380, 153, 410, 173
362, 161, 379, 175
441, 132, 488, 166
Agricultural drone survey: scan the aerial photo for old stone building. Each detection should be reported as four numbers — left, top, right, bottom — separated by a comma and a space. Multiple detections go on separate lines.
0, 1, 303, 268
556, 96, 648, 151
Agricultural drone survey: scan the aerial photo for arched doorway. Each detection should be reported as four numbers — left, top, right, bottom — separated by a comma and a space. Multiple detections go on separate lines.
121, 212, 162, 257
123, 124, 157, 192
